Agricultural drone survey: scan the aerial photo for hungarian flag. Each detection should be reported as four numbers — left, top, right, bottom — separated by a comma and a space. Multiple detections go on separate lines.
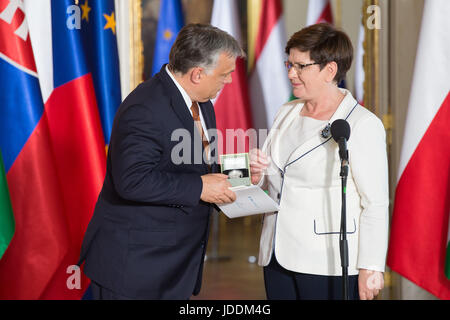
248, 0, 290, 130
0, 0, 107, 299
387, 0, 450, 299
211, 0, 252, 154
306, 0, 333, 26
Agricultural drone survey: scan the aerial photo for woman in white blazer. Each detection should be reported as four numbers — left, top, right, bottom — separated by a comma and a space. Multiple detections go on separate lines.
250, 23, 389, 300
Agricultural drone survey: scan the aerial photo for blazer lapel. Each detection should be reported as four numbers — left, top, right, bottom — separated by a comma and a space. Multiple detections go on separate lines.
326, 89, 359, 126
266, 102, 302, 171
283, 89, 359, 168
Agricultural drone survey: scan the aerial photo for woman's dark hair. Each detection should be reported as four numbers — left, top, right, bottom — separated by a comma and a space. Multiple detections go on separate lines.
285, 23, 353, 84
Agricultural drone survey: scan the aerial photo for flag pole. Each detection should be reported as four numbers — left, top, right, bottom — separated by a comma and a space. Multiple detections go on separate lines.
129, 0, 144, 90
335, 0, 342, 29
362, 0, 380, 115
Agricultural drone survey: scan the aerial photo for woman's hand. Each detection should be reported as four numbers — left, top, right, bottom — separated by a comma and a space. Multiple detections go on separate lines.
249, 148, 270, 185
358, 269, 384, 300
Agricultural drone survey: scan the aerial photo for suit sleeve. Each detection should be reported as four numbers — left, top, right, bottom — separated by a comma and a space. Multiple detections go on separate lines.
110, 104, 203, 207
349, 115, 389, 272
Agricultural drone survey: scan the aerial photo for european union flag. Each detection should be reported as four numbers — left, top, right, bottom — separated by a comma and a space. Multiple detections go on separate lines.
152, 0, 184, 76
80, 0, 121, 144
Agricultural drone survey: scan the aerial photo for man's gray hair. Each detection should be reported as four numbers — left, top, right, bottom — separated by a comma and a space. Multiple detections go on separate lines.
169, 23, 245, 75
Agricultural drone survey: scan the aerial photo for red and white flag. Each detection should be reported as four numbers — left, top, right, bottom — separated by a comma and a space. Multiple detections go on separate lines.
249, 0, 290, 130
211, 0, 252, 154
306, 0, 333, 26
387, 0, 450, 299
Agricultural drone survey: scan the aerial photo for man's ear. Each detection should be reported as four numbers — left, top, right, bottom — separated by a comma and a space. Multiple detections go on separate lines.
190, 67, 203, 84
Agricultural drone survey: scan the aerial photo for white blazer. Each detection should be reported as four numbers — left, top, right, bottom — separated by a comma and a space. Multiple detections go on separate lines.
258, 89, 389, 276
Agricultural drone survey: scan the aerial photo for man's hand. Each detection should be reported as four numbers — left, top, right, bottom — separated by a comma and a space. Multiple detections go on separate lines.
200, 174, 236, 204
358, 269, 384, 300
249, 148, 270, 185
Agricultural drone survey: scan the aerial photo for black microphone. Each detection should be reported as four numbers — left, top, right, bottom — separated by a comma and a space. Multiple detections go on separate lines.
331, 119, 351, 162
331, 119, 351, 300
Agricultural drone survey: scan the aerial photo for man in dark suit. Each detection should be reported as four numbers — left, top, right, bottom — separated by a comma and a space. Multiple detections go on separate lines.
78, 24, 243, 299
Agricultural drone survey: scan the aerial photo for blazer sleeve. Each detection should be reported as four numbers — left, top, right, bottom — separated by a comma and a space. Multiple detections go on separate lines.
349, 114, 389, 272
110, 103, 203, 207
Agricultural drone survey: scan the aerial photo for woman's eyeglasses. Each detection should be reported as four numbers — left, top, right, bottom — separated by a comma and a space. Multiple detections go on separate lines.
284, 61, 321, 74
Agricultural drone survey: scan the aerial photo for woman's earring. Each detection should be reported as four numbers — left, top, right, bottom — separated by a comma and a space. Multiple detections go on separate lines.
321, 123, 331, 139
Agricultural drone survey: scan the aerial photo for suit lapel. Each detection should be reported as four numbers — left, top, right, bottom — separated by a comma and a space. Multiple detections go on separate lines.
157, 65, 216, 171
199, 102, 215, 134
199, 102, 220, 172
156, 65, 196, 140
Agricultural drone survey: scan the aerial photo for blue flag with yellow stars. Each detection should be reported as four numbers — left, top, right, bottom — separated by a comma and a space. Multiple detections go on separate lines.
152, 0, 184, 76
80, 0, 121, 144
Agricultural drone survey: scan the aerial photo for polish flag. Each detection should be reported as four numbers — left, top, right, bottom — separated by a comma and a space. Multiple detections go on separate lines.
249, 0, 290, 130
306, 0, 333, 26
211, 0, 252, 154
387, 0, 450, 299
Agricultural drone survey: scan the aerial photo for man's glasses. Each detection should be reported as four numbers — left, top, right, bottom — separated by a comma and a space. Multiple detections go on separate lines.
284, 61, 321, 74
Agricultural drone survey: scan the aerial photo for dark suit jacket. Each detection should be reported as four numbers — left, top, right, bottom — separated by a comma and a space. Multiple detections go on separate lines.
79, 65, 219, 299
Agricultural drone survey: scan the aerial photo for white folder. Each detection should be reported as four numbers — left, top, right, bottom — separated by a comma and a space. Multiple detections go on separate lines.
217, 185, 280, 218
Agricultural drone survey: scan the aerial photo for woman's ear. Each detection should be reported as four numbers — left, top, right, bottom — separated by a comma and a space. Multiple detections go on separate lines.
325, 61, 338, 83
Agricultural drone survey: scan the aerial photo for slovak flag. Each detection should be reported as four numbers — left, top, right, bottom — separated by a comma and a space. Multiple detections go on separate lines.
0, 0, 107, 299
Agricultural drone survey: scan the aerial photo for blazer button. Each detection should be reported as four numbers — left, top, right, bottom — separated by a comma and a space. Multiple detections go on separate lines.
277, 193, 281, 200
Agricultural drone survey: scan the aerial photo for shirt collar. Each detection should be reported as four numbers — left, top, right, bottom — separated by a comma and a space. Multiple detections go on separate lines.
165, 65, 193, 110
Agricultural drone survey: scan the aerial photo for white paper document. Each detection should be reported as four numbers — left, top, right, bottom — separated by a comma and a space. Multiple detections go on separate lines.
217, 185, 280, 218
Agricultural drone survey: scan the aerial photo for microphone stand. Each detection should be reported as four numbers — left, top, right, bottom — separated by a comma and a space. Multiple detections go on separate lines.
339, 148, 349, 300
